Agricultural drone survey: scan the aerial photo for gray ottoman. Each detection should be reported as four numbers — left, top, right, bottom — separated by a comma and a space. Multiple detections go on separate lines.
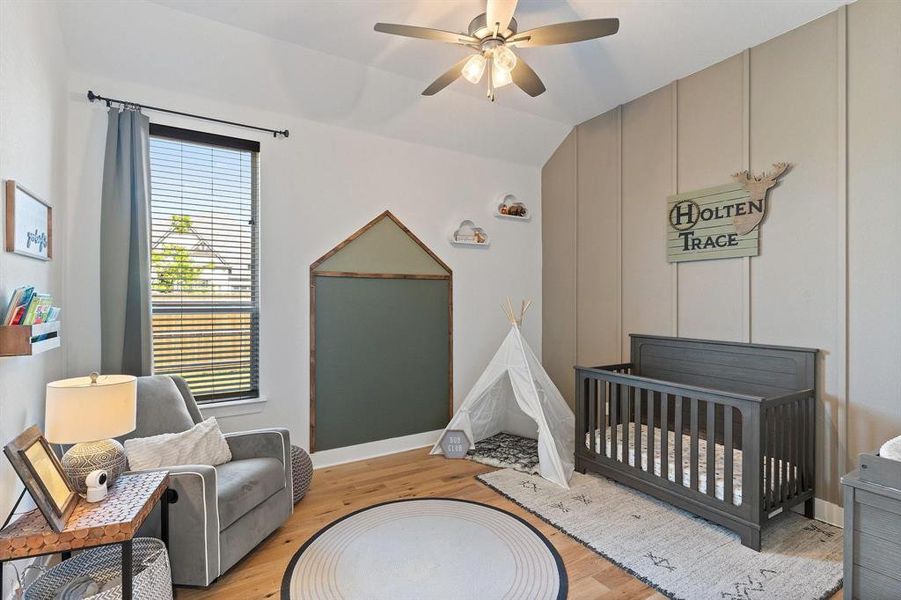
291, 445, 313, 503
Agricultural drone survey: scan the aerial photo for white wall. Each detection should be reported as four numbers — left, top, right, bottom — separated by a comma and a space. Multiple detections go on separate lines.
65, 73, 542, 455
0, 1, 69, 595
52, 0, 569, 168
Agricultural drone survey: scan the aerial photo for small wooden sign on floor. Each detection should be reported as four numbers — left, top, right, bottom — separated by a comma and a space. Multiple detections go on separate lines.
439, 430, 470, 459
667, 163, 788, 263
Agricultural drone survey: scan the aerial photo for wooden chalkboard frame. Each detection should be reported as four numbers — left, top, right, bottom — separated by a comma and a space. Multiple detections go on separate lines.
309, 211, 453, 452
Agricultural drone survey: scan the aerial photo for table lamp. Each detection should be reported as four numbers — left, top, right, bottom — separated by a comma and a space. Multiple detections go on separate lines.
45, 372, 137, 495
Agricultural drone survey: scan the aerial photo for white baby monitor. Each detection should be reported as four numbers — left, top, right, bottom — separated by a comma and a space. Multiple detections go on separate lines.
85, 469, 108, 503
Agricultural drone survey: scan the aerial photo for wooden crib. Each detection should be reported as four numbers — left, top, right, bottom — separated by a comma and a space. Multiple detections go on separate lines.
574, 334, 817, 550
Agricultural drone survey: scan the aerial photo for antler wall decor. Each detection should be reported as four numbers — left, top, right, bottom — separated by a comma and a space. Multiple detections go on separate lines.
731, 163, 790, 235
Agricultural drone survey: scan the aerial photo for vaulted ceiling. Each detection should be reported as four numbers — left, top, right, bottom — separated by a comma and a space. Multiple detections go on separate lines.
56, 0, 847, 165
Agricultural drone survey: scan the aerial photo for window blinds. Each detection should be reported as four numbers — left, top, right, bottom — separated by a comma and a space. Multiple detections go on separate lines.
148, 125, 260, 402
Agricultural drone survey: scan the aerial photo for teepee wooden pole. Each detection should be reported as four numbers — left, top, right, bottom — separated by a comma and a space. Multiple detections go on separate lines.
521, 299, 533, 322
501, 301, 514, 324
500, 298, 534, 326
507, 298, 518, 326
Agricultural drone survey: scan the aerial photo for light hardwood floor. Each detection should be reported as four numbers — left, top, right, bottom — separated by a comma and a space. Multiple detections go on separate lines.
177, 447, 841, 600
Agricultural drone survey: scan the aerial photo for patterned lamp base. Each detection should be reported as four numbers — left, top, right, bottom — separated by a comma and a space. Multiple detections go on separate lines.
61, 439, 128, 495
291, 445, 313, 503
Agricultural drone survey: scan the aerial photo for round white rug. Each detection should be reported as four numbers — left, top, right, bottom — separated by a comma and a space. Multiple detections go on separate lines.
281, 498, 567, 600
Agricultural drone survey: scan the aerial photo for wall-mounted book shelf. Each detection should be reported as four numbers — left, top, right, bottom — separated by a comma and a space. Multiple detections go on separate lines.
0, 321, 60, 356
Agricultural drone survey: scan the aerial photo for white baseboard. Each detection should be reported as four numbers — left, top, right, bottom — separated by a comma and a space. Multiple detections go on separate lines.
792, 497, 844, 528
311, 429, 443, 469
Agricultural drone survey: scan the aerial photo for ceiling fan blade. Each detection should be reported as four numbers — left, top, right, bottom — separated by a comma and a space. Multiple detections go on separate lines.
422, 56, 472, 96
486, 0, 518, 35
509, 18, 619, 47
511, 56, 546, 97
374, 23, 477, 45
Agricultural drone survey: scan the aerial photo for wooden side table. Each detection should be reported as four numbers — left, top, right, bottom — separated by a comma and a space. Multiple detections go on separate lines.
0, 471, 169, 600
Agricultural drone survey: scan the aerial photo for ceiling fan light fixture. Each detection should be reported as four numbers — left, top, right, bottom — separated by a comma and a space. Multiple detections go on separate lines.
492, 45, 517, 73
461, 53, 487, 84
492, 61, 513, 88
374, 0, 620, 101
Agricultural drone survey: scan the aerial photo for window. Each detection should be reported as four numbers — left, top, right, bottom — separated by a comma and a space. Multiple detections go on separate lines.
148, 124, 260, 403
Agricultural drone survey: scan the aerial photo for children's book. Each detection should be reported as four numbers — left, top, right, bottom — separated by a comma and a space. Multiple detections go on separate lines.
22, 293, 52, 326
2, 286, 33, 325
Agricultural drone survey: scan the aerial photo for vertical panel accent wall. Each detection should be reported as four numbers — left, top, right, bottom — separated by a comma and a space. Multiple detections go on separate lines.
541, 130, 577, 407
847, 0, 901, 486
576, 110, 621, 367
749, 8, 843, 505
621, 85, 675, 356
541, 1, 900, 507
676, 55, 746, 342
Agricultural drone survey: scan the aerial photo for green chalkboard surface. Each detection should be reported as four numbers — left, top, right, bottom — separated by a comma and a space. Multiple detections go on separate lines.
313, 276, 450, 451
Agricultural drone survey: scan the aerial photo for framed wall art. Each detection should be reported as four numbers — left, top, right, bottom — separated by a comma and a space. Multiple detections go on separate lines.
5, 180, 52, 261
3, 426, 77, 532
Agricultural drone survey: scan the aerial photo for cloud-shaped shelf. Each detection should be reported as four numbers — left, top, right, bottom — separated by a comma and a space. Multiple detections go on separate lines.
450, 220, 490, 247
496, 194, 529, 220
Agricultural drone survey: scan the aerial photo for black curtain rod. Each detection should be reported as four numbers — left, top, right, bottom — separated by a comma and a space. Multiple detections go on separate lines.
87, 90, 289, 138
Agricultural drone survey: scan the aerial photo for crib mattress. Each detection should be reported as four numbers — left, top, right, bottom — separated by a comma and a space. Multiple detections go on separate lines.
586, 424, 748, 505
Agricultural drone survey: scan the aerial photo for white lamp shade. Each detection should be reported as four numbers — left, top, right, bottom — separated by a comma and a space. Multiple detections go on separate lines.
45, 374, 137, 444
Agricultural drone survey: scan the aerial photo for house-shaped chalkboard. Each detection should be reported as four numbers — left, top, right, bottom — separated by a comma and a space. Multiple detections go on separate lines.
310, 211, 452, 451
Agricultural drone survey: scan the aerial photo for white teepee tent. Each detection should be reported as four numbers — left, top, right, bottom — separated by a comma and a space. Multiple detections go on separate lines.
432, 300, 575, 488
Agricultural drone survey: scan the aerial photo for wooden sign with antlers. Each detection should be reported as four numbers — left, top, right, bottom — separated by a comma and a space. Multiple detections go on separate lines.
666, 163, 790, 263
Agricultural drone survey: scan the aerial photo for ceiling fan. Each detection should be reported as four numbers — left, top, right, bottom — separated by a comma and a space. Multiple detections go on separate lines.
374, 0, 619, 101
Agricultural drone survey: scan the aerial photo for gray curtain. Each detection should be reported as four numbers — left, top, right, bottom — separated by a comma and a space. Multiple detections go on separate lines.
100, 108, 153, 376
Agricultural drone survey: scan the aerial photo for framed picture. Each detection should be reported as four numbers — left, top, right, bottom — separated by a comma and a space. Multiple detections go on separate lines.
3, 426, 77, 532
5, 180, 52, 261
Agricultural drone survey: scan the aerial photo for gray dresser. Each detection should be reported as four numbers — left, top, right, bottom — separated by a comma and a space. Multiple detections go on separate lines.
842, 452, 901, 599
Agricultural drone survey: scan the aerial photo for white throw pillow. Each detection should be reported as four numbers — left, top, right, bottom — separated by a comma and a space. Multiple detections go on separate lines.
880, 434, 901, 462
125, 417, 232, 471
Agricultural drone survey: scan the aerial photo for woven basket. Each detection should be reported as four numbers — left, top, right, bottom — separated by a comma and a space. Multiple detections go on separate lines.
291, 445, 313, 503
25, 538, 172, 600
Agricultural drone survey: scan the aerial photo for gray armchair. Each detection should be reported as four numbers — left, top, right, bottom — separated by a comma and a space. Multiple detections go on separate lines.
118, 376, 293, 587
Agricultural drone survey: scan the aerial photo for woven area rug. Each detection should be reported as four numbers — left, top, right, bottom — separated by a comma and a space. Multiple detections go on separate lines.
281, 498, 566, 600
478, 469, 843, 600
466, 432, 539, 474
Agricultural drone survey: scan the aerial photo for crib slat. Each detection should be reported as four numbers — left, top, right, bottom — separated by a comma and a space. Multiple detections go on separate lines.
798, 399, 805, 491
647, 391, 656, 474
660, 394, 669, 480
793, 402, 799, 497
622, 384, 630, 464
690, 399, 699, 491
587, 378, 597, 455
578, 376, 587, 439
723, 405, 733, 505
782, 403, 789, 504
634, 388, 642, 468
674, 396, 683, 485
764, 408, 771, 509
767, 408, 775, 509
792, 400, 799, 496
610, 383, 618, 461
807, 397, 815, 493
598, 381, 607, 459
773, 405, 785, 507
706, 401, 716, 497
774, 407, 780, 507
